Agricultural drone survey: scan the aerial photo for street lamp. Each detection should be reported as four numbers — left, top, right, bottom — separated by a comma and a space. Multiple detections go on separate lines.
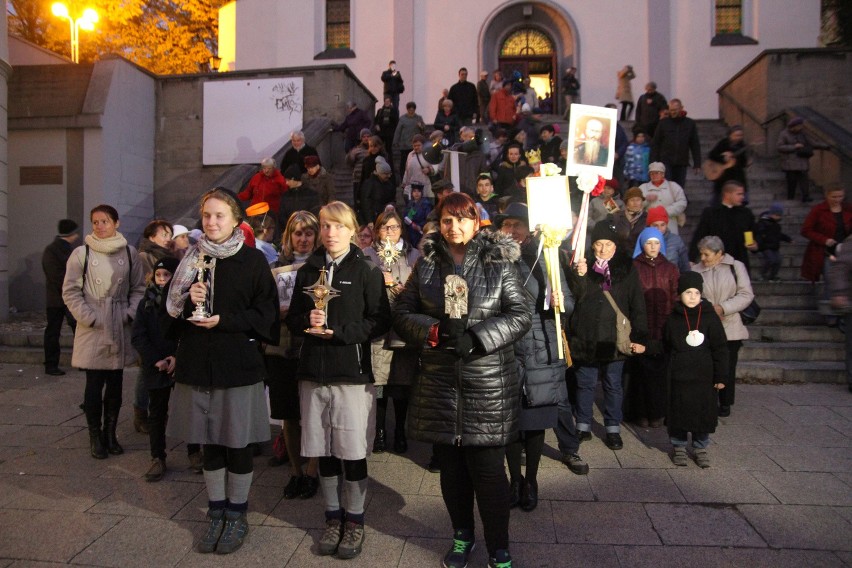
51, 3, 98, 63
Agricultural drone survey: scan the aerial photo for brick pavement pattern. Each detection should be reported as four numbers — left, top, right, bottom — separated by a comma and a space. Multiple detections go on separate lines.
0, 364, 850, 567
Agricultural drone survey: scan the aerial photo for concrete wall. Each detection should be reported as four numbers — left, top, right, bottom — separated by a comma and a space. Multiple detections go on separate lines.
221, 0, 822, 119
154, 65, 375, 222
9, 36, 70, 65
7, 58, 156, 312
0, 0, 9, 319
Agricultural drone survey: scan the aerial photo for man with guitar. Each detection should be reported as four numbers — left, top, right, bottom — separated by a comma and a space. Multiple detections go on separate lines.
706, 125, 750, 206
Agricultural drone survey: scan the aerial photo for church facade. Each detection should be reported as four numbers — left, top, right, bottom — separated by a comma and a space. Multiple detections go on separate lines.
217, 0, 821, 119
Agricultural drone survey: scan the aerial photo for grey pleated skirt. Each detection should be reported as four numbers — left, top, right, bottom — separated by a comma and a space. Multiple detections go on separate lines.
167, 382, 271, 447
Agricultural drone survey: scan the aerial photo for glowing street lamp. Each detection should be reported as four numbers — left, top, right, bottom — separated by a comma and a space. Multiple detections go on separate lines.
51, 3, 99, 63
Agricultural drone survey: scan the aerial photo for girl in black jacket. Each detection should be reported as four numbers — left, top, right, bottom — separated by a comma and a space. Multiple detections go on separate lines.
664, 272, 728, 468
285, 201, 391, 560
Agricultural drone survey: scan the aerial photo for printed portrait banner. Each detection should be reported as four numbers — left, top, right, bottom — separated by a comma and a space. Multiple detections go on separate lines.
565, 103, 618, 180
272, 263, 302, 311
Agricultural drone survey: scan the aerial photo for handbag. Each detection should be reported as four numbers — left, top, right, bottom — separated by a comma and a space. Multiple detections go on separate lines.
602, 291, 633, 355
728, 265, 761, 325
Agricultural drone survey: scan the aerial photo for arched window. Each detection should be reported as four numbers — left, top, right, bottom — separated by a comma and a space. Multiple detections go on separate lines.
500, 28, 554, 57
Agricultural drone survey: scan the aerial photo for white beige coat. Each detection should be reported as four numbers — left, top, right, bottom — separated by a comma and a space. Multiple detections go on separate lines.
691, 254, 754, 341
62, 235, 146, 370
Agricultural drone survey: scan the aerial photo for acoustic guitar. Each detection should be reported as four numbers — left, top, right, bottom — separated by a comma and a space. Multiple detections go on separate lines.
701, 156, 737, 181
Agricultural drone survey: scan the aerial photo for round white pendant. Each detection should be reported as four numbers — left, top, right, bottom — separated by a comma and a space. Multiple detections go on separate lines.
686, 330, 705, 347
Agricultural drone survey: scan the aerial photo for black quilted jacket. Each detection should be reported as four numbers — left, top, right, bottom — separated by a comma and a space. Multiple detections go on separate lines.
393, 230, 531, 446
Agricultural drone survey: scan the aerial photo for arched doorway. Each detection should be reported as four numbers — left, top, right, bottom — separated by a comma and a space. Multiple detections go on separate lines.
480, 2, 578, 115
499, 27, 556, 112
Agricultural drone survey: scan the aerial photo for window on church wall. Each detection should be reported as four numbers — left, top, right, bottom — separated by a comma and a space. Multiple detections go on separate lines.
500, 28, 554, 56
712, 0, 757, 45
326, 0, 350, 50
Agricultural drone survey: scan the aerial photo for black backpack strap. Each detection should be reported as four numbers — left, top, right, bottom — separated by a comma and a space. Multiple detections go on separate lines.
82, 245, 90, 286
126, 246, 133, 300
729, 264, 738, 285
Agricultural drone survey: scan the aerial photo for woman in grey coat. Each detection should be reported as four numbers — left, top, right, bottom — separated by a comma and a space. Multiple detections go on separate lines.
62, 204, 146, 460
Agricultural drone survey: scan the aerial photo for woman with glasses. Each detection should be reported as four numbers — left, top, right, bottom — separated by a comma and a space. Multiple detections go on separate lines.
363, 210, 421, 453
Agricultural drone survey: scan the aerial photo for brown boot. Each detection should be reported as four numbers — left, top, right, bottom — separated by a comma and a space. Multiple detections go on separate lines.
133, 406, 149, 434
144, 458, 166, 482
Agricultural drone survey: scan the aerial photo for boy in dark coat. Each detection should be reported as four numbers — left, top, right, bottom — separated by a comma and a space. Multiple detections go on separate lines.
663, 272, 728, 468
131, 257, 201, 481
754, 202, 792, 282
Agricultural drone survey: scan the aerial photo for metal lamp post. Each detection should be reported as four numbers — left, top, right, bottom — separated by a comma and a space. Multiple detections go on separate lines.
51, 3, 98, 63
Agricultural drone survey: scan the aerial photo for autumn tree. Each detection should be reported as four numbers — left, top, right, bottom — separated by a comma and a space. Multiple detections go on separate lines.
8, 0, 228, 74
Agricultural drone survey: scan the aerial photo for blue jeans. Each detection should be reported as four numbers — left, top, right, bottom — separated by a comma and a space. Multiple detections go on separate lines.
670, 431, 710, 449
575, 361, 625, 434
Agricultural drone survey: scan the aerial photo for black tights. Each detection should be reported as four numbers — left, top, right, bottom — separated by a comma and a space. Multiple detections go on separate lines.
202, 444, 254, 474
318, 456, 368, 481
375, 396, 409, 433
506, 430, 545, 484
84, 369, 123, 416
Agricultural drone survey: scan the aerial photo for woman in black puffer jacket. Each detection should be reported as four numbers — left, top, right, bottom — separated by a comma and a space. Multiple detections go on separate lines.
394, 193, 530, 568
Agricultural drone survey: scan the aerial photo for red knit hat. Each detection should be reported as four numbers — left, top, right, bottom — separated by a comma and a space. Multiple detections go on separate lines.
646, 206, 669, 226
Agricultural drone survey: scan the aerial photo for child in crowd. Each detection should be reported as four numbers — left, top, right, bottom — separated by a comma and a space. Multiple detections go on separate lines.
403, 182, 432, 248
663, 272, 728, 468
248, 214, 278, 266
589, 179, 623, 228
754, 202, 792, 282
131, 257, 202, 481
623, 129, 651, 188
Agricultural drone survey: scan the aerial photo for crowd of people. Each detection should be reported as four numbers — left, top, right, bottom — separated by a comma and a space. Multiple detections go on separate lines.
37, 61, 846, 568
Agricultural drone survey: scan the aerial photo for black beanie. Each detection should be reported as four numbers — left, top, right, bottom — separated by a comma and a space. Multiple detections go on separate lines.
677, 271, 704, 295
154, 257, 180, 275
57, 219, 79, 237
590, 221, 618, 245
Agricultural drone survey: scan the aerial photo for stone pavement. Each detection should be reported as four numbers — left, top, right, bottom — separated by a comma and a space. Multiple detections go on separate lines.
0, 364, 850, 567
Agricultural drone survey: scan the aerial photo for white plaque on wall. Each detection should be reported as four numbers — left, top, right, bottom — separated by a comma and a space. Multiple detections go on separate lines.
203, 77, 304, 165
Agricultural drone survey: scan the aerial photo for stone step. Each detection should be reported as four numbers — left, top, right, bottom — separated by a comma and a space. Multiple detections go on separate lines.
752, 280, 820, 296
755, 294, 817, 309
0, 331, 73, 348
747, 324, 843, 343
737, 360, 845, 383
740, 341, 843, 362
752, 308, 825, 325
0, 345, 70, 366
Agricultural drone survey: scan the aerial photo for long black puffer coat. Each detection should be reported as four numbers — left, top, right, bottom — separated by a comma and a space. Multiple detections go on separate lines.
393, 230, 532, 447
514, 239, 573, 409
663, 299, 728, 433
567, 250, 649, 364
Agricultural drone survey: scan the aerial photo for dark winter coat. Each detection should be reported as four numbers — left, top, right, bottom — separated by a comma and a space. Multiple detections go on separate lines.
281, 144, 319, 174
514, 239, 573, 408
754, 213, 792, 252
651, 115, 701, 167
800, 201, 852, 282
43, 237, 75, 308
433, 110, 461, 145
664, 299, 728, 434
359, 173, 397, 225
633, 254, 680, 344
635, 91, 667, 134
381, 69, 405, 96
689, 204, 756, 270
132, 284, 177, 390
613, 210, 648, 253
708, 136, 749, 192
373, 105, 399, 140
165, 245, 279, 389
539, 136, 563, 165
278, 186, 322, 231
447, 80, 479, 121
393, 231, 532, 446
285, 244, 392, 385
138, 239, 175, 281
567, 251, 649, 363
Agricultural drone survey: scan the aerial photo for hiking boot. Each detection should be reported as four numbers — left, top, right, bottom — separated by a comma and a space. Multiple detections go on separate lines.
671, 446, 688, 467
442, 529, 475, 568
102, 400, 124, 455
577, 430, 592, 443
337, 521, 365, 559
488, 548, 513, 568
605, 433, 623, 450
283, 475, 301, 499
188, 451, 203, 474
298, 475, 319, 499
694, 448, 710, 468
144, 458, 166, 482
197, 508, 225, 553
317, 518, 343, 556
562, 453, 589, 475
216, 510, 249, 555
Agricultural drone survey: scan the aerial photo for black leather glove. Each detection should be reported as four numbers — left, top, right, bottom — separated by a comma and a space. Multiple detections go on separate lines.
438, 317, 467, 343
442, 331, 475, 359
